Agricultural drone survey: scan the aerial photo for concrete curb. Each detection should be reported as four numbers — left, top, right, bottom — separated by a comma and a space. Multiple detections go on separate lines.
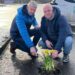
0, 38, 11, 55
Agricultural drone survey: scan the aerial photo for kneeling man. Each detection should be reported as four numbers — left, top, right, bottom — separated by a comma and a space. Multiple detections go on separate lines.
10, 1, 40, 60
39, 4, 73, 63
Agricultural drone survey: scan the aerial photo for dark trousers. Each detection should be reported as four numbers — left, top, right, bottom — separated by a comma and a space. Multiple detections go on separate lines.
11, 29, 41, 54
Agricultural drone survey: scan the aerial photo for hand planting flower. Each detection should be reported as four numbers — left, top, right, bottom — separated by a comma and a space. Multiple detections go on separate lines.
30, 47, 37, 56
51, 50, 59, 59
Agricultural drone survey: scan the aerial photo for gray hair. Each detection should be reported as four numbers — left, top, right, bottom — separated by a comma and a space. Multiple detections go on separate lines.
28, 1, 37, 8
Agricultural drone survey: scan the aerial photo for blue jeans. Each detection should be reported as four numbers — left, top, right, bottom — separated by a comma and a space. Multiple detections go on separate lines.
63, 36, 73, 54
38, 36, 73, 55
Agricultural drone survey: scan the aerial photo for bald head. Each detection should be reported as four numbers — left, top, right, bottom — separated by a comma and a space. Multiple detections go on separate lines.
43, 4, 53, 19
43, 4, 53, 11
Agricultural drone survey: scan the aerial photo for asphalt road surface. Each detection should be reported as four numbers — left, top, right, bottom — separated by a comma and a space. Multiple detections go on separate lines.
0, 36, 75, 75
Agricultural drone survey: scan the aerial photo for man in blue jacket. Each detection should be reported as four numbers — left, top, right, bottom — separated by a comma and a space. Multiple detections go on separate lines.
10, 1, 40, 59
39, 4, 73, 63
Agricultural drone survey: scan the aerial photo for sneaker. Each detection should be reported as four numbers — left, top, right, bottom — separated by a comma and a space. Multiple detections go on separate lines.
10, 42, 16, 55
63, 54, 69, 63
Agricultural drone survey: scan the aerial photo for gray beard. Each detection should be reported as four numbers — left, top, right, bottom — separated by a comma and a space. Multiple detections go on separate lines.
27, 7, 33, 16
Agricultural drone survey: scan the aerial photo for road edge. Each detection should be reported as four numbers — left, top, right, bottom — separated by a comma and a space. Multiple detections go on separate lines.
0, 38, 11, 55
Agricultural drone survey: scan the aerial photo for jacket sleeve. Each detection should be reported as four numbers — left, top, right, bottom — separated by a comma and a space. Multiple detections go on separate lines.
32, 17, 38, 27
40, 18, 48, 42
54, 16, 69, 51
16, 15, 34, 48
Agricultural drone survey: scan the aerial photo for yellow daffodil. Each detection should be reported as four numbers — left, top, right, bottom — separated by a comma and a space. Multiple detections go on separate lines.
42, 49, 57, 56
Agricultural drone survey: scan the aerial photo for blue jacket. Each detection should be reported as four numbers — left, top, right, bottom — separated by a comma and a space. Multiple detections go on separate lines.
41, 7, 72, 51
10, 5, 38, 48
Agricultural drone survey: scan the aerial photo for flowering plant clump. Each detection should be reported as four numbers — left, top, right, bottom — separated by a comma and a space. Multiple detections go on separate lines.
41, 49, 57, 72
38, 49, 61, 75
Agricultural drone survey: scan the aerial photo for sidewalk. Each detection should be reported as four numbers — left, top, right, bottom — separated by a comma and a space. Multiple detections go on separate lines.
0, 36, 75, 75
0, 4, 21, 52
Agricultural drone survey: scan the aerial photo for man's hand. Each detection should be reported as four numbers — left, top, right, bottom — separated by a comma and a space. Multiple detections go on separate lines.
30, 47, 37, 56
52, 50, 59, 58
45, 40, 53, 49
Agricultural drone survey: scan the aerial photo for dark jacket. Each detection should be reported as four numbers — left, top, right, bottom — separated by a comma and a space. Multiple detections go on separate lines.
10, 5, 38, 48
41, 7, 72, 51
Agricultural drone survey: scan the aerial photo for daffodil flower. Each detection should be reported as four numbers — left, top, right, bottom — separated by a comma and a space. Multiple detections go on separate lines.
42, 49, 57, 56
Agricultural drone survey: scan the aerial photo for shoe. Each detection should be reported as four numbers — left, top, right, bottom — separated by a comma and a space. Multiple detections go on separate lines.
63, 54, 69, 63
10, 42, 16, 55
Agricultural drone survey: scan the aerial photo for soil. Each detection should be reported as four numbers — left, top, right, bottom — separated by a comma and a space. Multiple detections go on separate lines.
38, 67, 61, 75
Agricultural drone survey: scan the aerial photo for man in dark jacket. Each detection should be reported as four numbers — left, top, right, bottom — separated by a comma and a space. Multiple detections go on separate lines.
10, 1, 40, 59
39, 4, 73, 63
